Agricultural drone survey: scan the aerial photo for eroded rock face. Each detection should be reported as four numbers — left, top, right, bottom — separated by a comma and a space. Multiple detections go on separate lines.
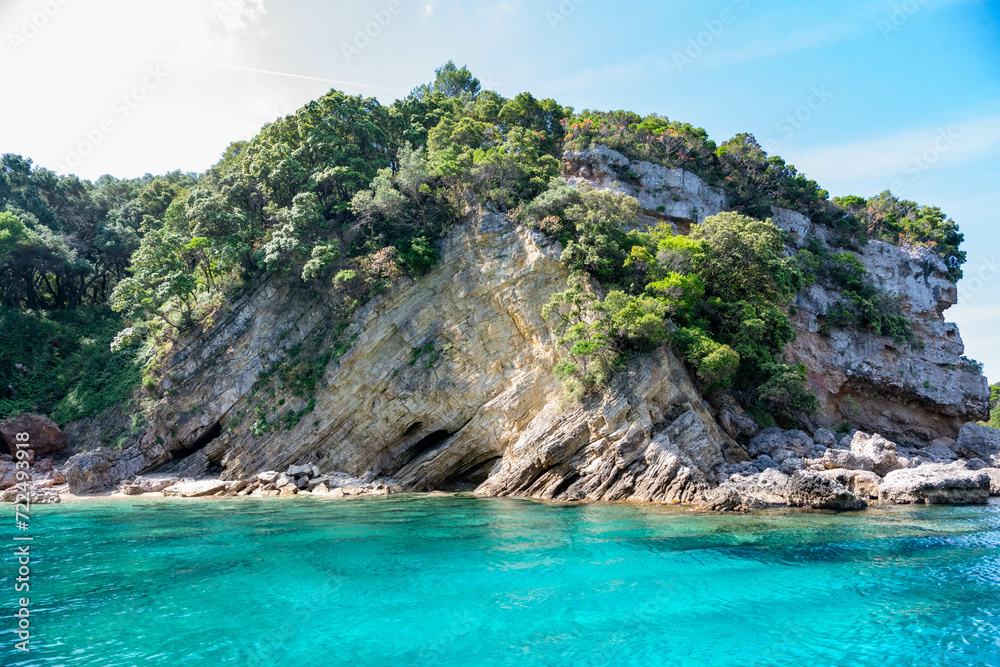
785, 240, 989, 443
118, 476, 181, 495
55, 146, 990, 504
69, 213, 741, 500
786, 471, 867, 511
769, 208, 811, 247
561, 147, 987, 445
162, 480, 227, 498
986, 469, 1000, 496
955, 423, 1000, 464
64, 448, 115, 494
699, 468, 866, 511
747, 428, 814, 459
476, 358, 743, 503
879, 464, 991, 505
701, 468, 792, 510
850, 432, 901, 477
562, 146, 725, 228
817, 469, 881, 500
0, 414, 67, 458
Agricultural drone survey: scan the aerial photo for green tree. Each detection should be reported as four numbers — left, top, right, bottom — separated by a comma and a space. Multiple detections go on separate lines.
412, 60, 481, 99
110, 228, 199, 330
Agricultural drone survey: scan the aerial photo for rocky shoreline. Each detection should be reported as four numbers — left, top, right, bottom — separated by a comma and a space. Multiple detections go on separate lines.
5, 422, 999, 511
700, 424, 1000, 511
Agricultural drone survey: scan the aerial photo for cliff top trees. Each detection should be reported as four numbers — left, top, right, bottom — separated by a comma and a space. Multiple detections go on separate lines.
0, 61, 973, 427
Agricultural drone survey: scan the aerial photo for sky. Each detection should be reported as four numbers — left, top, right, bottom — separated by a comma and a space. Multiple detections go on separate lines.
1, 0, 998, 377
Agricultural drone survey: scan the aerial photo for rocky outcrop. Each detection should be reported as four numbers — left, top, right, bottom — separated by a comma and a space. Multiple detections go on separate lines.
54, 145, 992, 506
786, 471, 867, 511
955, 423, 1000, 464
562, 146, 725, 228
817, 468, 881, 499
879, 464, 991, 505
703, 426, 999, 510
986, 468, 1000, 496
162, 479, 228, 498
0, 414, 67, 458
769, 208, 811, 247
561, 146, 987, 445
63, 445, 163, 494
785, 240, 989, 443
62, 212, 741, 500
700, 468, 794, 510
699, 468, 867, 511
848, 432, 902, 477
118, 476, 181, 495
475, 357, 743, 503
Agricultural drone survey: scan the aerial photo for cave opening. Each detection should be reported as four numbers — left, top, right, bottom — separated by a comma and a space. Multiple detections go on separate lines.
407, 430, 452, 461
170, 421, 222, 461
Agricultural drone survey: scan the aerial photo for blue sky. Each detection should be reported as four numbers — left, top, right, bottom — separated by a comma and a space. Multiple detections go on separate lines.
1, 0, 998, 378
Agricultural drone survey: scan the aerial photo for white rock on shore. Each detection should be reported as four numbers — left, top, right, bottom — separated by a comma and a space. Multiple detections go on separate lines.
879, 464, 991, 505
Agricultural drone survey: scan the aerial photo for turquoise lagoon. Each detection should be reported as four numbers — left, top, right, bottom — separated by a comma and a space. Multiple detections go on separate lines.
4, 495, 1000, 666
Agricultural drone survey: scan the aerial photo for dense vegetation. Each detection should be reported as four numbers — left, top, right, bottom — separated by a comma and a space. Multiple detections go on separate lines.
0, 61, 975, 432
528, 185, 815, 424
989, 384, 1000, 429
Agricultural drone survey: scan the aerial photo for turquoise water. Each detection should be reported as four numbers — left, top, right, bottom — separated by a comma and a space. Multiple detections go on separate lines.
3, 496, 1000, 666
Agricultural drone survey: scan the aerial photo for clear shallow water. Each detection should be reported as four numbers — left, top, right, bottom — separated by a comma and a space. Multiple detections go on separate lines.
3, 496, 1000, 667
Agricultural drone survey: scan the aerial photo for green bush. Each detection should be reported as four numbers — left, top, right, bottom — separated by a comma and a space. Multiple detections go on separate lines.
0, 306, 141, 423
534, 196, 818, 426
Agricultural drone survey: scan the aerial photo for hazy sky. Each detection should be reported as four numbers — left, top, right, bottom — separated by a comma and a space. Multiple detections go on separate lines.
1, 0, 998, 376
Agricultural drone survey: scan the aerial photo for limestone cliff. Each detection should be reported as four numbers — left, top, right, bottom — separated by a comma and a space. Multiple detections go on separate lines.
785, 239, 988, 442
63, 146, 988, 496
65, 212, 742, 499
561, 146, 988, 444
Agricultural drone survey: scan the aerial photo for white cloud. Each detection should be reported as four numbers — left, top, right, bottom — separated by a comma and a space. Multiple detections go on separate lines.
0, 0, 403, 180
783, 114, 1000, 190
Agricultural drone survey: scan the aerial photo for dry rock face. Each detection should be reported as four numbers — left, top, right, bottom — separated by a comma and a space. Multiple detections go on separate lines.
561, 147, 986, 445
699, 468, 867, 511
879, 464, 991, 505
57, 148, 991, 505
1, 414, 67, 457
955, 423, 1000, 464
785, 240, 989, 443
562, 146, 725, 228
63, 213, 742, 500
